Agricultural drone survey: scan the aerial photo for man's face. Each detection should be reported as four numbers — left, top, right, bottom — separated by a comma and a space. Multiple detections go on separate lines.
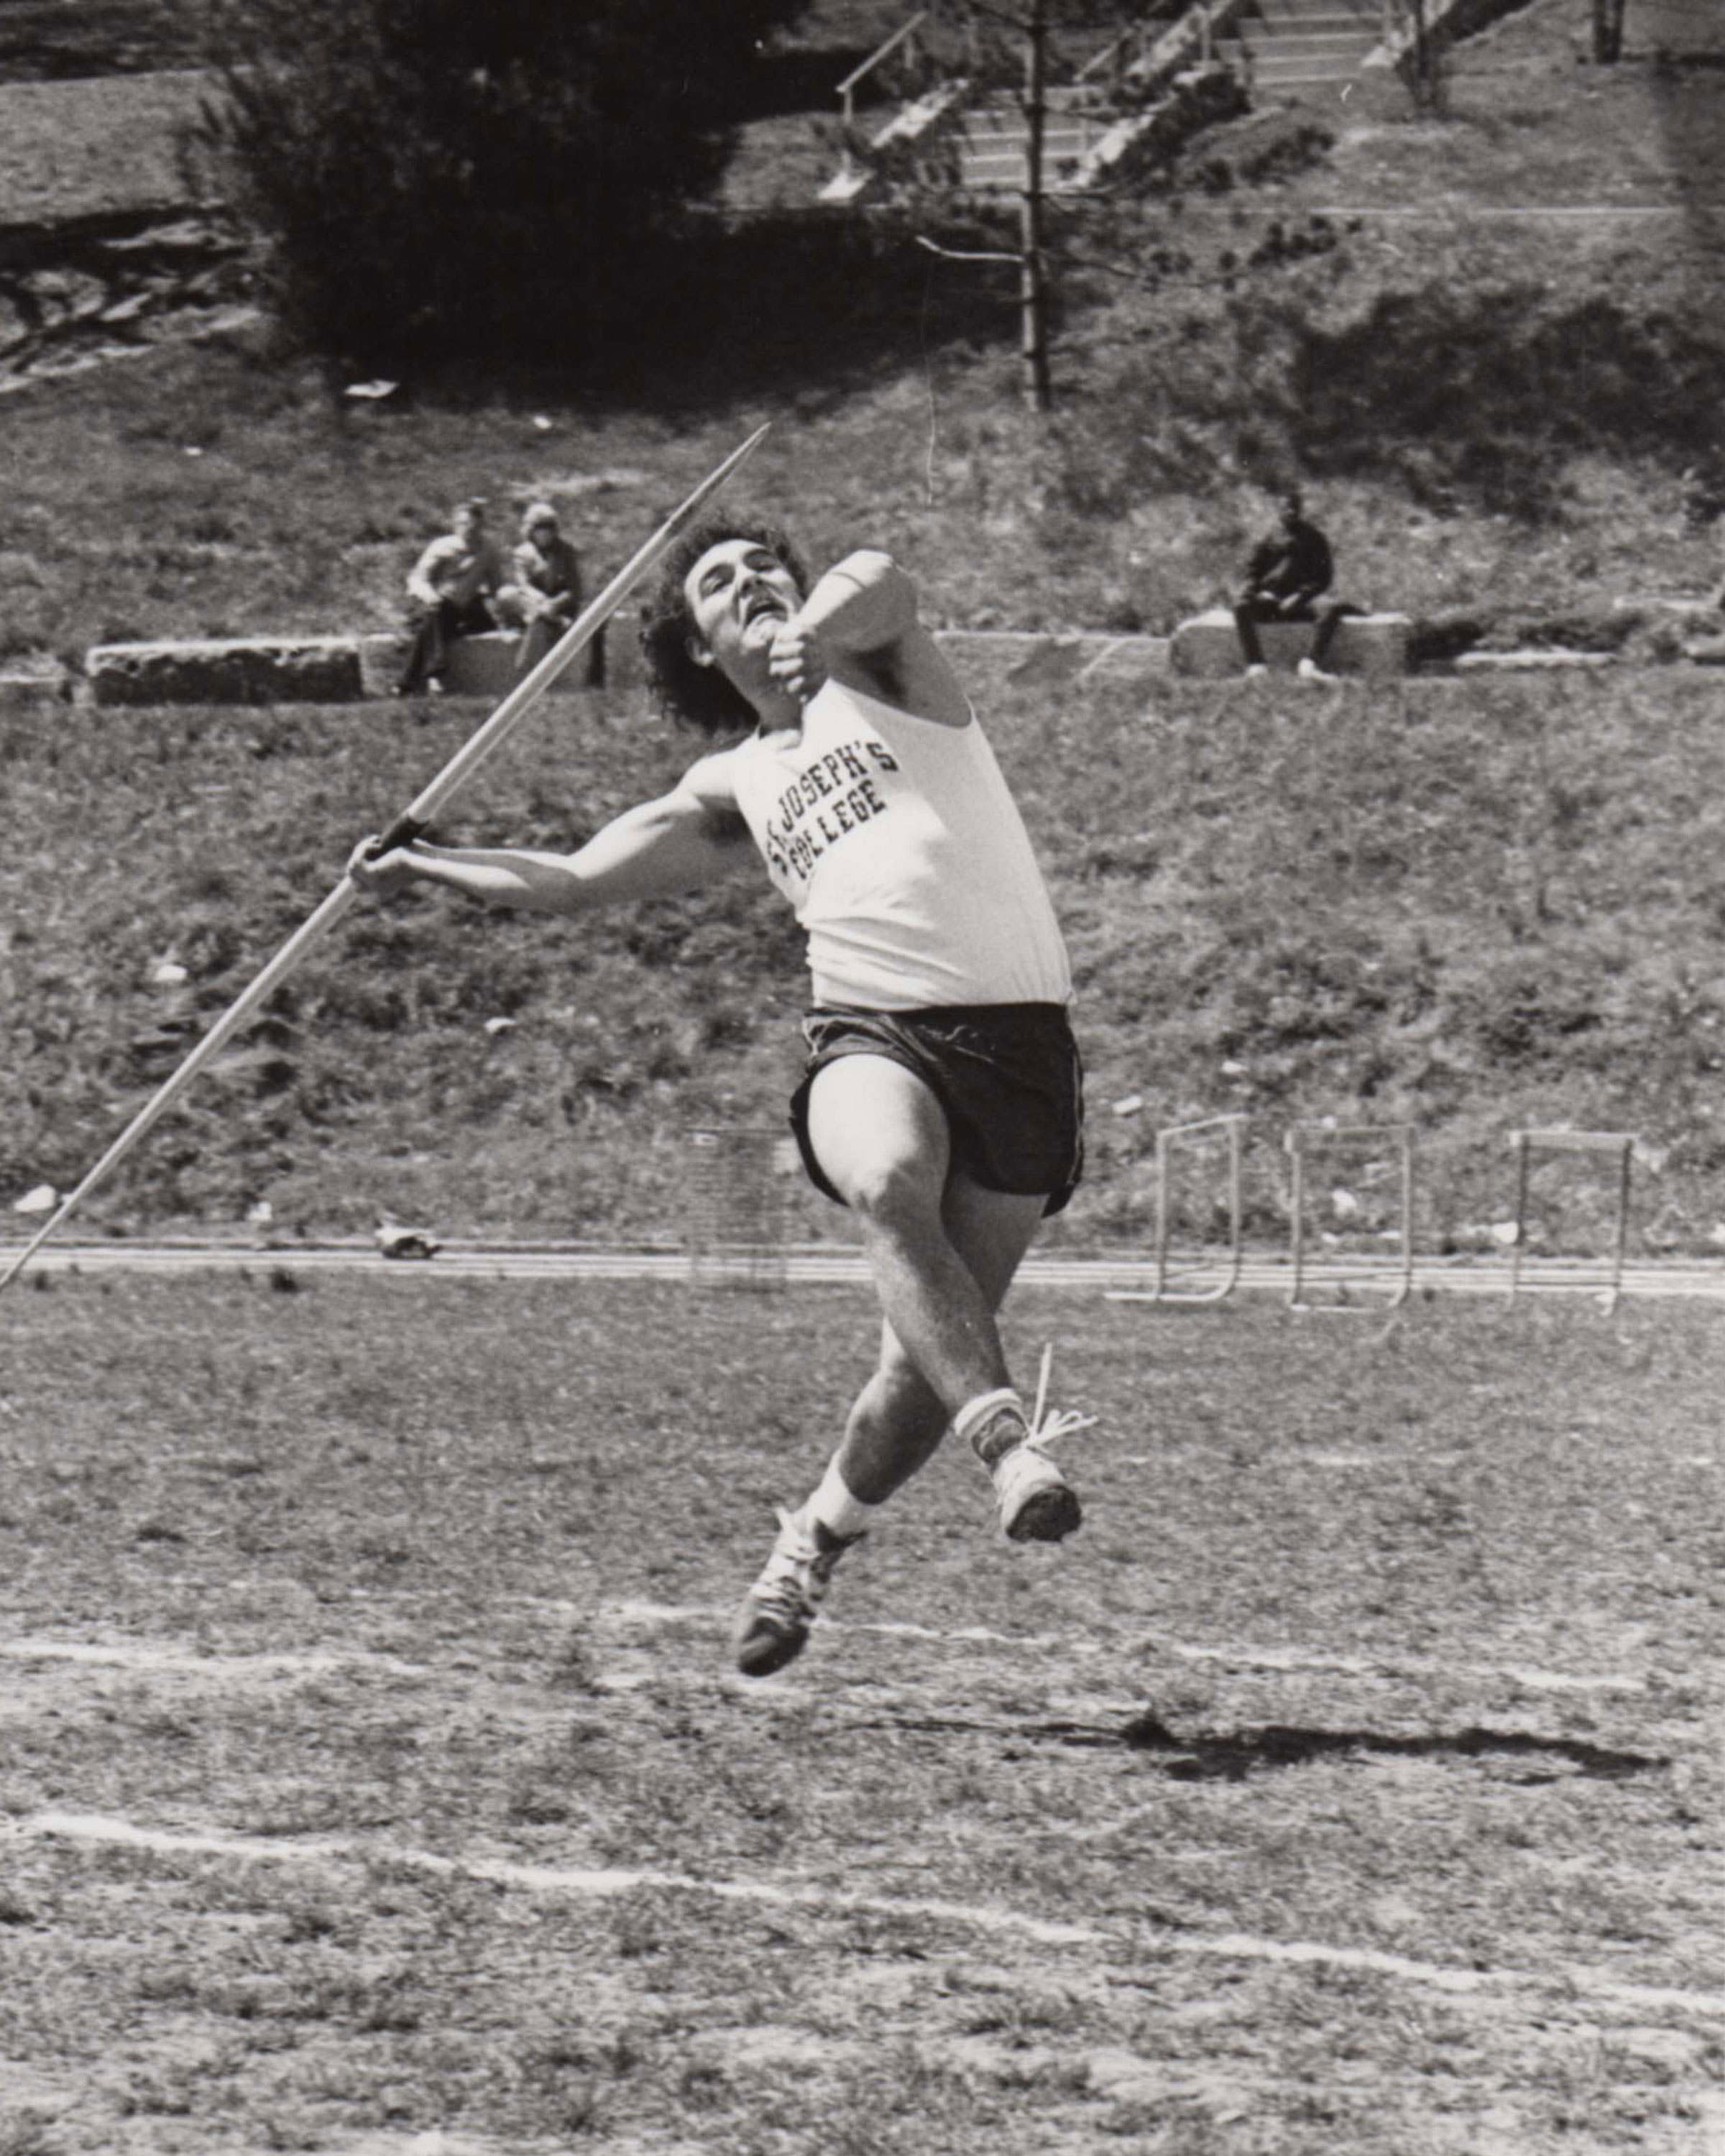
455, 505, 483, 542
1280, 497, 1302, 530
530, 520, 558, 548
683, 538, 801, 674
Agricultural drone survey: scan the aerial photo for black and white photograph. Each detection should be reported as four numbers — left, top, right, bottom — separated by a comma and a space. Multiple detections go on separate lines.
1, 1, 1721, 2149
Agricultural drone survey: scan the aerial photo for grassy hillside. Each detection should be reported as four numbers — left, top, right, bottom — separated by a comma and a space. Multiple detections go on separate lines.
8, 660, 1725, 1260
0, 0, 1721, 660
3, 0, 1724, 1262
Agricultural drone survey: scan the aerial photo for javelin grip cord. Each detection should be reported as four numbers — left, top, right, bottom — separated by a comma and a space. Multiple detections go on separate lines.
372, 812, 431, 857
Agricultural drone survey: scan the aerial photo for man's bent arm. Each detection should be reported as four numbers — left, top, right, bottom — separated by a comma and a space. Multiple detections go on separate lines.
798, 550, 920, 653
405, 537, 452, 609
791, 549, 970, 726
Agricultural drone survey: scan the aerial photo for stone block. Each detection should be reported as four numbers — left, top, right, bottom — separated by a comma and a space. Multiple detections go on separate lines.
1169, 607, 1410, 679
87, 636, 366, 707
1454, 649, 1614, 673
0, 663, 70, 710
357, 634, 413, 699
420, 630, 606, 699
1001, 632, 1169, 689
437, 632, 528, 698
1611, 593, 1719, 619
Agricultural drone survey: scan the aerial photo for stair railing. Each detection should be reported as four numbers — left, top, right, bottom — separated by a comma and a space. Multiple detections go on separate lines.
836, 10, 931, 165
1077, 18, 1147, 88
1130, 0, 1247, 85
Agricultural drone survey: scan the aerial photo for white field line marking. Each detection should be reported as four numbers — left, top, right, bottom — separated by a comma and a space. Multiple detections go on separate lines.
1, 1639, 423, 1678
13, 1810, 1098, 1948
1159, 1641, 1652, 1697
3, 1614, 1663, 1705
607, 1598, 1057, 1651
14, 1810, 1723, 2022
591, 1599, 1657, 1697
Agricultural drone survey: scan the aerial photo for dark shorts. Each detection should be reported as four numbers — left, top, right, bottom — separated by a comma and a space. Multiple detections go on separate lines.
788, 1002, 1085, 1218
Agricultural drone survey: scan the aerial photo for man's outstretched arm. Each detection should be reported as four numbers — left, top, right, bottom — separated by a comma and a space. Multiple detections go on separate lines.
349, 766, 753, 916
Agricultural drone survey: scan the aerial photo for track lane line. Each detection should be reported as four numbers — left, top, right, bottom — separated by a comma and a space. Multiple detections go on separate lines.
12, 1809, 1721, 2021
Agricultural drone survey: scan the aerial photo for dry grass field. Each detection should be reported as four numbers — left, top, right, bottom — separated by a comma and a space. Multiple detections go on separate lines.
2, 9, 1722, 2144
1, 1269, 1719, 2153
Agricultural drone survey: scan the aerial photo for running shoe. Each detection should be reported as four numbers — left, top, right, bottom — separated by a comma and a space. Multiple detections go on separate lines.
975, 1347, 1095, 1544
731, 1508, 863, 1677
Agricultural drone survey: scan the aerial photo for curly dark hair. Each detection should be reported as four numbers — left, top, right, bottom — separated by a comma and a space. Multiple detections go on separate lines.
638, 516, 810, 738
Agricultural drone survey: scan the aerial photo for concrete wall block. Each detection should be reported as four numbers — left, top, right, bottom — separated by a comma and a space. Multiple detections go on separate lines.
1455, 649, 1615, 673
0, 664, 72, 709
358, 633, 413, 699
1170, 607, 1411, 679
437, 632, 528, 698
88, 636, 367, 707
425, 630, 613, 699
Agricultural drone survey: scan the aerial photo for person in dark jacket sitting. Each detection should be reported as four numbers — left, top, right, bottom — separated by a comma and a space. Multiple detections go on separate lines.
1233, 488, 1357, 681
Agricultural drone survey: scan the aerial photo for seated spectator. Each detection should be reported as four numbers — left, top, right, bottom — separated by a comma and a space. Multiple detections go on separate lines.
1233, 487, 1358, 682
394, 497, 505, 696
496, 500, 606, 686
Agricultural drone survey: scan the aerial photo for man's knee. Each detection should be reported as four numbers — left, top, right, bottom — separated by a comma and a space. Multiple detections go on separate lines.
842, 1149, 944, 1235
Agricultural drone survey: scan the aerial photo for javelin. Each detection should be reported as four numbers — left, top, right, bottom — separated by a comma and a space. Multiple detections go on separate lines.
0, 420, 772, 1296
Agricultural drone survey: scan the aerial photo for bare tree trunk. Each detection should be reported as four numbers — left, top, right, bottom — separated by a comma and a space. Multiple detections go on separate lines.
1402, 0, 1445, 112
1593, 0, 1627, 63
1019, 0, 1053, 412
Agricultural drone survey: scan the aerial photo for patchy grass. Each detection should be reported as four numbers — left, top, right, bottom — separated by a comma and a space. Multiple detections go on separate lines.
0, 0, 1723, 1261
0, 0, 196, 83
0, 69, 204, 221
6, 656, 1725, 1255
0, 1272, 1718, 2152
0, 0, 1719, 651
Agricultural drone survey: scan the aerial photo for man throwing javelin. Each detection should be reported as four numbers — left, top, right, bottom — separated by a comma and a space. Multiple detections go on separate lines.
349, 519, 1089, 1677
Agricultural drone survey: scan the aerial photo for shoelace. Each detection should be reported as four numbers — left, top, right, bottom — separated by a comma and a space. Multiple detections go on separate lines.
755, 1508, 842, 1620
1024, 1344, 1098, 1452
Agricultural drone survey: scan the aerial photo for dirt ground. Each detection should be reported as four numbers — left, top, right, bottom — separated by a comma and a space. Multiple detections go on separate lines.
0, 1273, 1719, 2152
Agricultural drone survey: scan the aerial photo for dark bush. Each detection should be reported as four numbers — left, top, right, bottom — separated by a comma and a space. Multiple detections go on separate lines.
188, 0, 811, 372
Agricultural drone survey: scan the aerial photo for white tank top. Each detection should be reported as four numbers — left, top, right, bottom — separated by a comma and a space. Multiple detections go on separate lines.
707, 676, 1072, 1011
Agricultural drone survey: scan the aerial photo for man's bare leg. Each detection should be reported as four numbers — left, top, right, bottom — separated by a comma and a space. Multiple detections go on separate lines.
802, 1054, 1038, 1414
731, 1057, 1080, 1677
834, 1169, 1048, 1508
803, 1054, 1079, 1527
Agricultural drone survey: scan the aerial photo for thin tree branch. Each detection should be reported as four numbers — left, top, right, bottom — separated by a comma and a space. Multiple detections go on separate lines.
915, 232, 1024, 265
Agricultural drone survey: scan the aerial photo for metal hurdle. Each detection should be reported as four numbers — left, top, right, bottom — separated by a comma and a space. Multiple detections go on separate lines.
1107, 1112, 1248, 1305
1286, 1121, 1415, 1313
1507, 1128, 1636, 1313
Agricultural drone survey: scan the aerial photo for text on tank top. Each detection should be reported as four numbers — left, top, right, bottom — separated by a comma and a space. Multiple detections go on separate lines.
716, 676, 1071, 1011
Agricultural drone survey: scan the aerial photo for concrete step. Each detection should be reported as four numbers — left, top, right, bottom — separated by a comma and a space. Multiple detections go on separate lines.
957, 106, 1103, 186
1242, 18, 1371, 42
958, 157, 1093, 190
81, 630, 600, 706
1171, 609, 1411, 680
962, 108, 1097, 142
1236, 27, 1380, 53
1222, 40, 1374, 77
1254, 0, 1381, 19
1253, 52, 1373, 78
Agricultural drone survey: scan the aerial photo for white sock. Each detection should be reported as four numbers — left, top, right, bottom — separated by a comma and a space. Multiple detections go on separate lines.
805, 1457, 876, 1542
953, 1386, 1029, 1465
